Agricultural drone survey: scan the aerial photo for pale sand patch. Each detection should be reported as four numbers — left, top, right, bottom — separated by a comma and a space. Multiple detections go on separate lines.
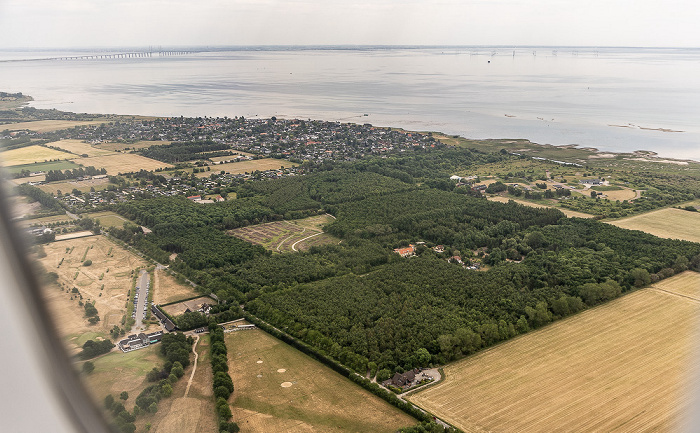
277, 368, 287, 373
281, 382, 293, 388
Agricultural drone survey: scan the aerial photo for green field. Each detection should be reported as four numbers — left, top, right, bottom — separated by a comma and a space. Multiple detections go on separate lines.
225, 329, 415, 433
5, 159, 80, 174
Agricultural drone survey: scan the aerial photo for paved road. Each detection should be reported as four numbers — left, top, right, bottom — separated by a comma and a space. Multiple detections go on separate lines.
133, 270, 149, 330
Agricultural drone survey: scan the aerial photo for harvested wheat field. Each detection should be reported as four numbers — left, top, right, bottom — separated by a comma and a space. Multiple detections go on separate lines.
226, 329, 415, 433
0, 144, 71, 166
72, 153, 172, 174
45, 139, 116, 157
487, 196, 594, 218
38, 235, 148, 353
608, 207, 700, 243
408, 271, 700, 433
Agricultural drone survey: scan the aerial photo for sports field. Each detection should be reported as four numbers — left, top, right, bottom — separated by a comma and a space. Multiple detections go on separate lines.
230, 215, 338, 252
408, 271, 700, 433
72, 153, 172, 174
195, 158, 296, 177
225, 329, 415, 432
608, 207, 700, 243
45, 139, 115, 157
0, 144, 72, 166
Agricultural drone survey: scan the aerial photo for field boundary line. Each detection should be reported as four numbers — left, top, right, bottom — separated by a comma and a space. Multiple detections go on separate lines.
651, 287, 700, 303
291, 231, 322, 251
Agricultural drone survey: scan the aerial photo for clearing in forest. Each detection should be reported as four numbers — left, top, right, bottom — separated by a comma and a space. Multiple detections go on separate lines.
38, 235, 148, 353
229, 214, 339, 253
408, 271, 700, 433
225, 329, 415, 433
608, 207, 700, 243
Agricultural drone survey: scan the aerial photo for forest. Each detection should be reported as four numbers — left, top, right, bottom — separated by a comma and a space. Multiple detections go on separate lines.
109, 149, 700, 376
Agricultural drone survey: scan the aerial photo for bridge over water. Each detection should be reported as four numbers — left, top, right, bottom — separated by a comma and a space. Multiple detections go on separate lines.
0, 50, 201, 63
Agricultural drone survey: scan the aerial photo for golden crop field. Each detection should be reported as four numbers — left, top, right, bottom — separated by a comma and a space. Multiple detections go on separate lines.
408, 272, 700, 433
608, 207, 700, 243
487, 196, 594, 218
2, 119, 107, 133
72, 153, 172, 174
0, 145, 71, 166
44, 139, 115, 157
195, 158, 296, 177
226, 329, 415, 433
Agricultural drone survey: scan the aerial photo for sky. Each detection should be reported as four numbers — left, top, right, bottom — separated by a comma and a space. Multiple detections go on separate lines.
0, 0, 699, 48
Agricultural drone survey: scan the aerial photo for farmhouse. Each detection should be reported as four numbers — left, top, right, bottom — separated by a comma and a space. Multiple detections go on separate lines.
383, 369, 420, 389
580, 178, 604, 186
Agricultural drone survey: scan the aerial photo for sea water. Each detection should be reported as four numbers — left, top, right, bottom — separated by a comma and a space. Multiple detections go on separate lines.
1, 46, 699, 160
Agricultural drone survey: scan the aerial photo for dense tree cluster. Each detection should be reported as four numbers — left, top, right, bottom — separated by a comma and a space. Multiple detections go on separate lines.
79, 339, 114, 360
209, 325, 239, 432
44, 166, 106, 182
16, 183, 63, 211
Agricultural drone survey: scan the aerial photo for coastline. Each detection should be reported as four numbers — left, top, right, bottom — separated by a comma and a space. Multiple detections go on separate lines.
2, 93, 699, 166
